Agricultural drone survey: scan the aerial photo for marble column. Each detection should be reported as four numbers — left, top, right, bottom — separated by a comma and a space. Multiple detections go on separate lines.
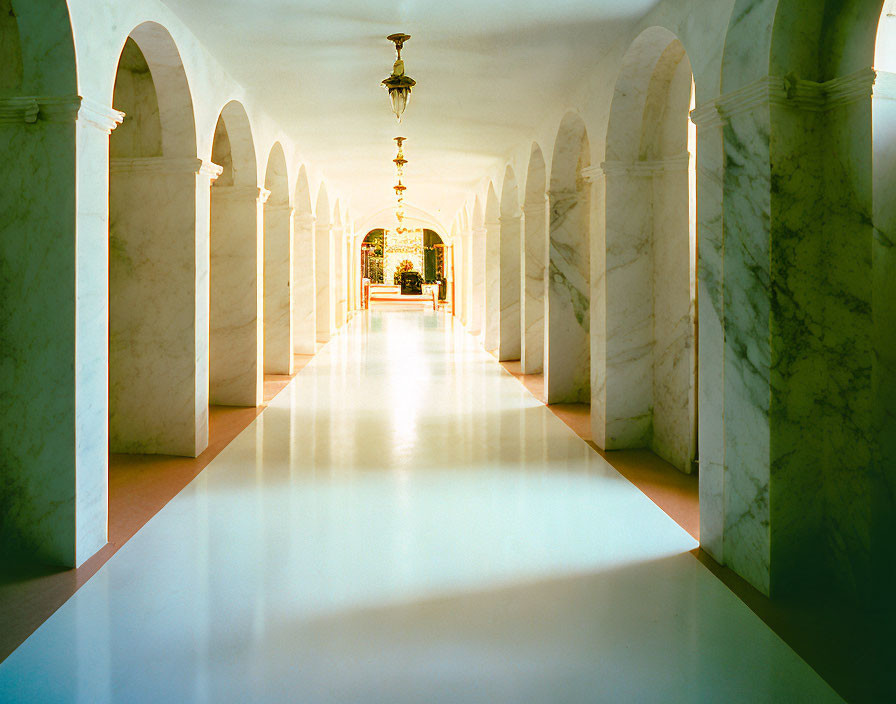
689, 101, 727, 564
484, 217, 501, 351
521, 201, 546, 374
210, 185, 266, 407
872, 70, 896, 598
264, 205, 294, 374
316, 221, 335, 342
292, 212, 316, 354
0, 96, 122, 567
109, 156, 220, 458
332, 223, 346, 328
463, 229, 473, 326
498, 213, 522, 361
470, 226, 486, 336
545, 187, 590, 404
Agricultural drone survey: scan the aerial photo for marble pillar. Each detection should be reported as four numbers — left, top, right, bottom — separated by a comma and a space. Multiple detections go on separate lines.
0, 96, 122, 567
333, 224, 346, 328
463, 230, 473, 327
109, 156, 220, 458
210, 186, 265, 406
264, 205, 294, 374
484, 218, 501, 351
521, 202, 546, 375
292, 212, 316, 355
470, 227, 486, 336
498, 214, 522, 361
316, 222, 335, 342
545, 188, 590, 404
872, 70, 896, 598
688, 104, 726, 564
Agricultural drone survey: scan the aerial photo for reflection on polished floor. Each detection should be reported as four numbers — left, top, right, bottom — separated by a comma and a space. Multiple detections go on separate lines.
0, 311, 840, 703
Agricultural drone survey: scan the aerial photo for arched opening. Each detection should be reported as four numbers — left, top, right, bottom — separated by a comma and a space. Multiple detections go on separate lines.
423, 229, 447, 301
483, 183, 500, 352
522, 144, 547, 375
263, 143, 293, 375
315, 185, 334, 342
499, 167, 522, 362
293, 166, 316, 355
546, 112, 590, 404
108, 23, 203, 458
361, 229, 386, 284
209, 101, 261, 407
601, 28, 697, 475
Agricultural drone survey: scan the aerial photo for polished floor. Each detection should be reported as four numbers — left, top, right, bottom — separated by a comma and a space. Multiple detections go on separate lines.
0, 311, 841, 703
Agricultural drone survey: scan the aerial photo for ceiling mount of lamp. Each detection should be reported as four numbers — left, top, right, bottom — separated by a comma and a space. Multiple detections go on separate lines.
382, 33, 416, 122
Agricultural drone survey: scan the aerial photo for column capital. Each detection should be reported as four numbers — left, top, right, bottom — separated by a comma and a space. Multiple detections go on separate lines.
499, 213, 521, 224
265, 203, 294, 215
0, 95, 125, 134
110, 157, 223, 181
212, 185, 270, 203
523, 202, 547, 217
599, 153, 690, 177
294, 212, 316, 226
690, 67, 878, 128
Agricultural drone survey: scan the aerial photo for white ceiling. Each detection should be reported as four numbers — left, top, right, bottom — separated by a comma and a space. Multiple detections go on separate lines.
160, 0, 657, 224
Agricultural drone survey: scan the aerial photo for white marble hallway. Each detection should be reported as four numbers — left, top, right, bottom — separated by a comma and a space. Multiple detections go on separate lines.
0, 310, 840, 703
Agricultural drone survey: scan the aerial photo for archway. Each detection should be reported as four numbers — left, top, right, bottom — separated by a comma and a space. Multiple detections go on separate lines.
601, 27, 697, 475
522, 144, 547, 375
483, 183, 500, 352
109, 23, 207, 458
263, 143, 293, 374
499, 167, 521, 362
423, 229, 447, 300
315, 185, 334, 342
361, 229, 386, 284
293, 166, 316, 354
209, 101, 261, 406
546, 112, 590, 404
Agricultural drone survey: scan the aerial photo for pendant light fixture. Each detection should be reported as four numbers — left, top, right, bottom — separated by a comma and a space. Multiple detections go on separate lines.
382, 34, 416, 122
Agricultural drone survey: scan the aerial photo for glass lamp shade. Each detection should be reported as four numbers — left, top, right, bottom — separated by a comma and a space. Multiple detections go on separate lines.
389, 88, 410, 122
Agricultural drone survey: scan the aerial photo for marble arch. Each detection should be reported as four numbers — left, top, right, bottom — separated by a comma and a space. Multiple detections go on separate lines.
263, 142, 293, 375
0, 0, 92, 567
108, 23, 211, 460
483, 182, 501, 352
522, 143, 547, 376
599, 27, 697, 477
209, 101, 263, 407
498, 166, 522, 362
546, 112, 590, 404
315, 184, 334, 342
292, 165, 317, 354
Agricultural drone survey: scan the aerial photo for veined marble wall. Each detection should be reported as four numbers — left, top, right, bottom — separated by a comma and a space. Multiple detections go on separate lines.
210, 186, 265, 406
546, 115, 590, 404
292, 212, 317, 354
521, 200, 546, 376
263, 204, 294, 374
109, 159, 218, 457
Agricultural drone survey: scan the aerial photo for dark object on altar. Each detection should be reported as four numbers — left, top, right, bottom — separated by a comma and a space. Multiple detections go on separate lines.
400, 271, 423, 295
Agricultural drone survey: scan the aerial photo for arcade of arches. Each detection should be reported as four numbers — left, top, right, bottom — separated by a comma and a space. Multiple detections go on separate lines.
1, 1, 896, 701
